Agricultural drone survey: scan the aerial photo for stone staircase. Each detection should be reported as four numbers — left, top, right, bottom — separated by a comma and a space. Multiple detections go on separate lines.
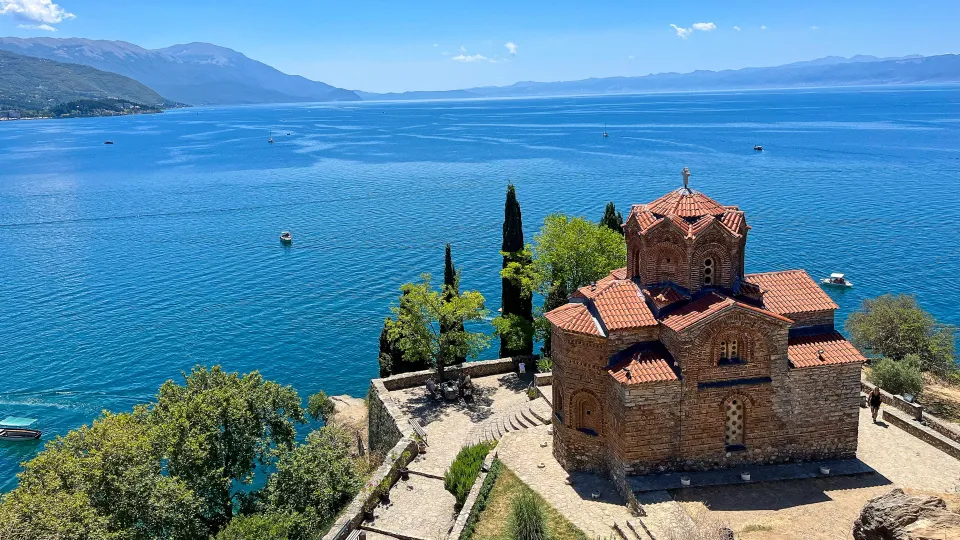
465, 398, 552, 446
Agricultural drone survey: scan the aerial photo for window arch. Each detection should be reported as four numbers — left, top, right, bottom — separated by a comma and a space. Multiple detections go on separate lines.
554, 383, 565, 424
715, 334, 747, 365
703, 257, 715, 286
571, 391, 602, 436
724, 396, 745, 448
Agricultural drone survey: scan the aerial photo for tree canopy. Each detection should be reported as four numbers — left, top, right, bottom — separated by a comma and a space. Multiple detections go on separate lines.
499, 183, 534, 357
600, 202, 624, 235
846, 294, 957, 376
387, 273, 490, 381
0, 366, 362, 540
528, 213, 626, 296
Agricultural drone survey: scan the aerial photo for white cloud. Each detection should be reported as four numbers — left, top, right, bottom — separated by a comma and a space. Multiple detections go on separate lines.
811, 25, 819, 30
1, 0, 74, 25
733, 25, 741, 31
504, 41, 517, 55
628, 55, 635, 60
671, 22, 716, 39
17, 22, 54, 30
459, 45, 466, 52
670, 24, 693, 39
452, 53, 488, 62
760, 25, 767, 30
432, 43, 438, 47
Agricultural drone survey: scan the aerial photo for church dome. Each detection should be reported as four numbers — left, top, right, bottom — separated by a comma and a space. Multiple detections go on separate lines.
646, 187, 726, 218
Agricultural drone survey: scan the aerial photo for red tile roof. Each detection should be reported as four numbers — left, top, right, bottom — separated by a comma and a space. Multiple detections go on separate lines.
788, 332, 866, 368
644, 285, 689, 310
609, 346, 679, 384
647, 188, 727, 218
544, 302, 603, 337
573, 277, 657, 331
746, 270, 838, 317
610, 267, 628, 280
661, 292, 792, 333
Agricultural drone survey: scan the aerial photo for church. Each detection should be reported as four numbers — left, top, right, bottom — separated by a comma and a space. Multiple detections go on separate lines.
545, 169, 865, 486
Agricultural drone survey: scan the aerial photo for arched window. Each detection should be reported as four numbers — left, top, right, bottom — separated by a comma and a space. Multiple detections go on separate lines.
554, 384, 564, 424
724, 397, 745, 448
571, 391, 601, 436
718, 338, 742, 364
703, 258, 714, 286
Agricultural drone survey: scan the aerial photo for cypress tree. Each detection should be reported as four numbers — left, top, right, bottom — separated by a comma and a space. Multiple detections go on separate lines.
442, 243, 466, 364
500, 184, 534, 357
600, 201, 624, 235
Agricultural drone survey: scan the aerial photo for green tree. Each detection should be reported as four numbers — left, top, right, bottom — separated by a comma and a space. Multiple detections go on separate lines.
846, 294, 957, 376
214, 512, 305, 540
149, 366, 305, 533
600, 201, 624, 235
307, 391, 336, 424
537, 279, 570, 357
264, 427, 362, 534
387, 274, 490, 382
0, 412, 203, 540
500, 183, 534, 357
531, 214, 627, 295
868, 355, 925, 397
377, 320, 397, 377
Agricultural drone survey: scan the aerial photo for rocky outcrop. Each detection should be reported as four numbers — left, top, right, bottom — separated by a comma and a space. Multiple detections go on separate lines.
853, 488, 960, 540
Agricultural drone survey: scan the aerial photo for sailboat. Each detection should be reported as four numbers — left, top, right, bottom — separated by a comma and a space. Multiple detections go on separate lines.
268, 131, 275, 144
602, 123, 609, 138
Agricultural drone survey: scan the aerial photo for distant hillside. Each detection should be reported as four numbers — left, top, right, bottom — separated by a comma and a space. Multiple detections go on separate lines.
0, 49, 172, 111
0, 38, 360, 106
361, 54, 960, 101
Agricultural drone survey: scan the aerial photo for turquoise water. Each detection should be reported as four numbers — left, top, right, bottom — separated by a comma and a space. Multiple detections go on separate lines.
1, 88, 959, 488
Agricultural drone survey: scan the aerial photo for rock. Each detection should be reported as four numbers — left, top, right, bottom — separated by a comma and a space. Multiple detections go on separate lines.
328, 395, 368, 454
853, 488, 960, 540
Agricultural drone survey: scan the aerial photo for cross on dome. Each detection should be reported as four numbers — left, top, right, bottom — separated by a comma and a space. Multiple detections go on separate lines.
682, 167, 690, 189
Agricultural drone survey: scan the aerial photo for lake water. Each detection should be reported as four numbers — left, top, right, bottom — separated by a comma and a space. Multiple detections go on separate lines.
1, 87, 959, 489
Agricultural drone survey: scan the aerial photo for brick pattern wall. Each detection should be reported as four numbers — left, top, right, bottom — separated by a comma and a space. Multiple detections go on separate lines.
552, 327, 609, 470
785, 309, 835, 329
627, 223, 745, 294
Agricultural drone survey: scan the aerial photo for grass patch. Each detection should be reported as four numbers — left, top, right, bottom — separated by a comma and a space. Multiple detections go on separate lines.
445, 441, 496, 510
740, 523, 773, 533
469, 465, 587, 540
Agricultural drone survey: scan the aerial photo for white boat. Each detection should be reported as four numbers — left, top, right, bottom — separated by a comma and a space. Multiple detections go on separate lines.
280, 231, 292, 244
821, 273, 853, 288
602, 123, 609, 138
268, 131, 275, 144
0, 417, 41, 441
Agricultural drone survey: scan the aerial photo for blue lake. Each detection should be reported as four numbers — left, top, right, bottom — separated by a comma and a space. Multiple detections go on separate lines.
1, 88, 959, 489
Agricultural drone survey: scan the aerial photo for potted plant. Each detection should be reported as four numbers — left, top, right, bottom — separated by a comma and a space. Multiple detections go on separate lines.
377, 476, 392, 504
414, 434, 427, 454
399, 450, 411, 480
362, 492, 376, 521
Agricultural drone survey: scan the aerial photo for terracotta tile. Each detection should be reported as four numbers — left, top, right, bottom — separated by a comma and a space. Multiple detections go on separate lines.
788, 332, 866, 368
746, 270, 838, 316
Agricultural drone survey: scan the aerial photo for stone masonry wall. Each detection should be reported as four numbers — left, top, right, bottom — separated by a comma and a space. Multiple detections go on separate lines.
785, 309, 835, 329
552, 326, 609, 471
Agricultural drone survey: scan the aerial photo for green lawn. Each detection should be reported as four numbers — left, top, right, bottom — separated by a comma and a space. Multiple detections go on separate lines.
470, 465, 587, 540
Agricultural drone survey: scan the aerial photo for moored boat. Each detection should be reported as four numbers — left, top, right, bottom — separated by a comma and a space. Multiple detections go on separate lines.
754, 145, 763, 151
104, 140, 114, 145
280, 231, 292, 244
0, 417, 41, 441
821, 273, 852, 288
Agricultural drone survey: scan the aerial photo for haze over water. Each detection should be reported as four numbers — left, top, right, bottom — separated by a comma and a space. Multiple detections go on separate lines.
1, 87, 959, 489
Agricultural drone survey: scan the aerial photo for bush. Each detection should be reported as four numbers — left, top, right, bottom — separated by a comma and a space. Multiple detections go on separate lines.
536, 357, 553, 373
307, 391, 336, 423
215, 512, 305, 540
869, 356, 924, 397
508, 490, 549, 540
444, 441, 495, 510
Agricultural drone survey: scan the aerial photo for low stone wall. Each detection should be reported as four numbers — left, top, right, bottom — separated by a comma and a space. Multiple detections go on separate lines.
881, 410, 960, 461
379, 357, 530, 392
861, 380, 923, 420
322, 436, 419, 540
447, 451, 497, 539
368, 379, 414, 456
922, 414, 960, 445
534, 372, 553, 387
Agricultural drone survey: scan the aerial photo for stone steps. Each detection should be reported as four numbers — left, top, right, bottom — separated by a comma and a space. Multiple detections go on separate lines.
464, 398, 552, 446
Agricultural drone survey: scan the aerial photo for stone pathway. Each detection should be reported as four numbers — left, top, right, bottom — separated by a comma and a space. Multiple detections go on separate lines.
496, 424, 635, 538
364, 473, 456, 540
463, 398, 553, 446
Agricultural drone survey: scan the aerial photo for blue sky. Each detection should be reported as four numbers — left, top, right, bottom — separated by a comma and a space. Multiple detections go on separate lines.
1, 0, 959, 92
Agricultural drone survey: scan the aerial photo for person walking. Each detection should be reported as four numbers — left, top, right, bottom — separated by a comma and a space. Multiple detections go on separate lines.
869, 387, 883, 423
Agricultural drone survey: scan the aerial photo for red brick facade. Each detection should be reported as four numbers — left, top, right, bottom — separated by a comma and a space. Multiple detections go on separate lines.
547, 175, 865, 482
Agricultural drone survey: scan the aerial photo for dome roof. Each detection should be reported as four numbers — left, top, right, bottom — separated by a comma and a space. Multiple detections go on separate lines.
646, 187, 726, 218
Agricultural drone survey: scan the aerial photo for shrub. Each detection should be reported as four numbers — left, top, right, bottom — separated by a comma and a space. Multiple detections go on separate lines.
536, 357, 553, 373
444, 441, 495, 510
508, 491, 549, 540
869, 356, 924, 397
307, 391, 336, 423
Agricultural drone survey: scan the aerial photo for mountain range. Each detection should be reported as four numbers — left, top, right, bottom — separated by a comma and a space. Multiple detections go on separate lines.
0, 37, 958, 108
0, 49, 172, 111
0, 38, 360, 106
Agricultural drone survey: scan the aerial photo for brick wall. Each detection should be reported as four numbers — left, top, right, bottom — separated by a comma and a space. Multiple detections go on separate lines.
785, 309, 835, 329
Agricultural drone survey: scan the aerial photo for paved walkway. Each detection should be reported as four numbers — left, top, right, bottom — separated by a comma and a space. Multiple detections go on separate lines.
367, 372, 542, 538
673, 407, 960, 540
496, 424, 635, 538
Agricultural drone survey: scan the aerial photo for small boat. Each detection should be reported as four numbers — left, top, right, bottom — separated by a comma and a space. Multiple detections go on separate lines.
602, 123, 609, 138
754, 145, 763, 151
268, 131, 275, 144
0, 417, 41, 441
280, 231, 292, 244
821, 273, 853, 288
104, 140, 114, 145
